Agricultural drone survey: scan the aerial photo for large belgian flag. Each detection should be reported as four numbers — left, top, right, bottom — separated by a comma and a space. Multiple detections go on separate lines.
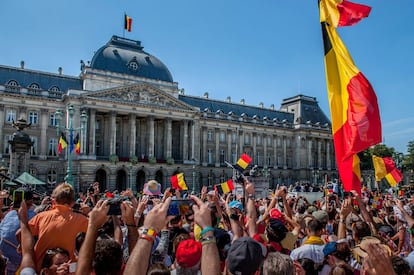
320, 2, 381, 192
372, 155, 403, 187
319, 0, 371, 28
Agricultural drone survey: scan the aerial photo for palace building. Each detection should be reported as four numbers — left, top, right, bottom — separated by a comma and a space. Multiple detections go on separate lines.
0, 35, 334, 192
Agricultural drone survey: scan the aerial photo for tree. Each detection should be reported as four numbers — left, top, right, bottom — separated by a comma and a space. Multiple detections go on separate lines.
403, 140, 414, 171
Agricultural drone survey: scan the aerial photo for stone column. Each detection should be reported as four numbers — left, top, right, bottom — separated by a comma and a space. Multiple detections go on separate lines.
0, 105, 3, 155
273, 135, 278, 167
238, 130, 244, 155
190, 121, 195, 160
165, 118, 172, 159
40, 109, 48, 157
193, 120, 200, 162
202, 127, 207, 165
308, 139, 313, 167
318, 139, 322, 169
109, 111, 117, 155
148, 116, 155, 158
129, 113, 136, 157
215, 128, 220, 167
253, 133, 257, 165
182, 120, 189, 162
326, 140, 331, 170
227, 130, 232, 163
283, 136, 287, 169
88, 109, 96, 156
263, 134, 267, 167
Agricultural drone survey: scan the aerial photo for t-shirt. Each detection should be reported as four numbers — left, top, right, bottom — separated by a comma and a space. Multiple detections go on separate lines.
29, 204, 88, 272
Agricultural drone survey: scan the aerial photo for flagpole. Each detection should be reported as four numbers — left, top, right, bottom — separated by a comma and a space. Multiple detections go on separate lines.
123, 13, 125, 38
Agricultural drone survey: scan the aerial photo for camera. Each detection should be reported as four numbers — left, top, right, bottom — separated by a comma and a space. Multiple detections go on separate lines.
106, 197, 129, 216
167, 199, 193, 216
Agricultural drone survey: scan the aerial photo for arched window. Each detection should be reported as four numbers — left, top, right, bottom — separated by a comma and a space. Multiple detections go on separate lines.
28, 83, 40, 90
7, 80, 18, 87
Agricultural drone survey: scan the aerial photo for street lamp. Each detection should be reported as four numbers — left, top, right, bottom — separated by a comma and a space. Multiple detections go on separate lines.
55, 105, 88, 189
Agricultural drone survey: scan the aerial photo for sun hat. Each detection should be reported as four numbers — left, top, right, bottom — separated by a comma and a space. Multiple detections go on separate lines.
143, 180, 161, 196
353, 236, 391, 258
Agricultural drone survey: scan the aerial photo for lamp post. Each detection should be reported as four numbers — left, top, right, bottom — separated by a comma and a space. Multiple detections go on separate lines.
55, 105, 88, 189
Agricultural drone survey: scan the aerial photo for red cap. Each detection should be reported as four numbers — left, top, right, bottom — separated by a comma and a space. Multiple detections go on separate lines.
176, 239, 202, 268
269, 208, 285, 224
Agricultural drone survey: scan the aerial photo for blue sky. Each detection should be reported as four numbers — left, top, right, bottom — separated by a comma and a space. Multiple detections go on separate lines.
1, 0, 413, 153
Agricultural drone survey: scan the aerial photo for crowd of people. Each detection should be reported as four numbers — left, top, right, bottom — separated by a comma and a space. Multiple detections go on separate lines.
0, 176, 413, 275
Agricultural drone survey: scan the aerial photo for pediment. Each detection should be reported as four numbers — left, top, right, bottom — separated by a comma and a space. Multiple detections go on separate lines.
84, 84, 195, 111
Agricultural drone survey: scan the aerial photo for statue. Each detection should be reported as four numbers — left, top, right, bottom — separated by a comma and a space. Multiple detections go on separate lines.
12, 117, 31, 131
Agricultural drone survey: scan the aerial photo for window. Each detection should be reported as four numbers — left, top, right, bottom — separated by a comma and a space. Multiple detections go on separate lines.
128, 61, 139, 71
286, 137, 291, 148
47, 169, 57, 186
231, 152, 237, 164
96, 120, 101, 130
220, 131, 226, 143
29, 111, 38, 125
6, 109, 16, 124
207, 149, 213, 164
277, 137, 282, 147
207, 130, 213, 141
244, 134, 250, 145
30, 136, 37, 156
7, 80, 18, 87
256, 153, 262, 166
257, 135, 262, 145
267, 136, 272, 146
50, 113, 58, 126
49, 86, 60, 92
277, 155, 282, 168
267, 155, 273, 167
48, 139, 58, 156
28, 83, 40, 90
220, 150, 225, 164
232, 133, 237, 143
4, 135, 12, 154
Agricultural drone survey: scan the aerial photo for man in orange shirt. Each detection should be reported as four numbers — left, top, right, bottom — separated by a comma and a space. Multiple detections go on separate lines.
28, 183, 88, 272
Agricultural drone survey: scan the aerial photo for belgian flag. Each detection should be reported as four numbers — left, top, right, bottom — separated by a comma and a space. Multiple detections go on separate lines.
57, 132, 68, 154
215, 180, 234, 195
170, 173, 188, 191
234, 154, 251, 173
319, 1, 381, 192
319, 0, 371, 28
124, 14, 132, 32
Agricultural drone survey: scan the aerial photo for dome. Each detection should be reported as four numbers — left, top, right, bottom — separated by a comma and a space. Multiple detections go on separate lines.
90, 36, 173, 82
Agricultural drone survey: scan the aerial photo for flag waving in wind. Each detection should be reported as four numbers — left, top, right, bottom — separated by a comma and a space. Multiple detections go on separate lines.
372, 155, 403, 187
170, 173, 188, 191
124, 14, 132, 32
319, 0, 371, 27
319, 0, 381, 192
215, 179, 234, 195
234, 154, 252, 173
74, 133, 80, 155
58, 132, 68, 154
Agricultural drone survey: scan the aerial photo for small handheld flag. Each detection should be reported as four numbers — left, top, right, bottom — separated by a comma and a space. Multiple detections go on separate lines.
372, 155, 403, 187
234, 154, 252, 173
215, 179, 234, 195
124, 14, 132, 32
170, 173, 188, 191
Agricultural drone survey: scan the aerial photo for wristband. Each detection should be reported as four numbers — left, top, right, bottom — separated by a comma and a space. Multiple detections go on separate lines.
141, 227, 157, 238
125, 223, 137, 227
200, 235, 216, 245
139, 234, 155, 243
200, 226, 214, 237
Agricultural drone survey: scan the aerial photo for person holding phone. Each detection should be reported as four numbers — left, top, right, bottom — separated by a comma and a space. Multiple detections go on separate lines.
0, 188, 35, 275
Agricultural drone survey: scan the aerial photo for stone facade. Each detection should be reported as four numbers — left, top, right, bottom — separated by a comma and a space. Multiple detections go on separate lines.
0, 35, 336, 193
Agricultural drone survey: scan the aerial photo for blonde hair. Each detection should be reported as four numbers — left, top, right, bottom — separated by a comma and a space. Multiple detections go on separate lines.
52, 183, 75, 205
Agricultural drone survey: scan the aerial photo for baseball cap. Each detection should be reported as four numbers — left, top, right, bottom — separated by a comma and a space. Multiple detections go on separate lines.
229, 200, 244, 212
269, 208, 285, 224
175, 239, 202, 268
227, 237, 266, 275
143, 180, 161, 196
323, 242, 337, 257
312, 210, 329, 225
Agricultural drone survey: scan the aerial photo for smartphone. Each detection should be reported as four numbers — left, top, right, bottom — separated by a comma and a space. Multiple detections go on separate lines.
68, 262, 77, 273
167, 199, 193, 216
107, 198, 122, 216
13, 190, 24, 209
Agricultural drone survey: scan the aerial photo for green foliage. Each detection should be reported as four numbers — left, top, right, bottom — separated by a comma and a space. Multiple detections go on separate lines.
359, 144, 397, 170
109, 154, 119, 164
403, 141, 414, 171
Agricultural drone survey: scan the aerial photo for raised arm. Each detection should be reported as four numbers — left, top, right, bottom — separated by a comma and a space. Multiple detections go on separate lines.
191, 195, 221, 275
123, 197, 172, 275
17, 201, 36, 271
76, 200, 109, 275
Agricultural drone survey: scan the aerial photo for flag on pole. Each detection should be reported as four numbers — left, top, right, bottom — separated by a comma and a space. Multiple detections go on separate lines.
58, 132, 68, 154
319, 2, 381, 192
170, 173, 188, 191
234, 154, 252, 173
372, 155, 403, 187
319, 0, 371, 27
124, 14, 132, 32
215, 179, 234, 195
74, 133, 80, 155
